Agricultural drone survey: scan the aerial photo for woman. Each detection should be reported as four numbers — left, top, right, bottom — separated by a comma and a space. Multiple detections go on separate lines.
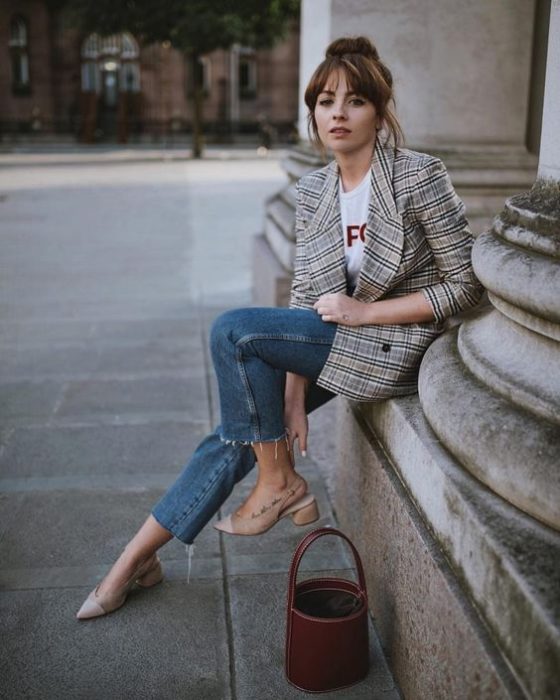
77, 36, 483, 619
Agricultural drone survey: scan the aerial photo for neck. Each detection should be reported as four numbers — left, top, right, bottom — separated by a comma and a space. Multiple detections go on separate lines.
335, 142, 376, 192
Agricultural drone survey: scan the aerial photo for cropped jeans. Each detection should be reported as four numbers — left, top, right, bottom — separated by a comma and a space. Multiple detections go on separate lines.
151, 307, 337, 545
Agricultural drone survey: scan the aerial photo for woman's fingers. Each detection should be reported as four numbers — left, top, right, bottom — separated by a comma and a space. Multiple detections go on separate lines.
314, 294, 350, 324
285, 422, 308, 459
313, 295, 363, 326
298, 431, 308, 457
285, 427, 296, 456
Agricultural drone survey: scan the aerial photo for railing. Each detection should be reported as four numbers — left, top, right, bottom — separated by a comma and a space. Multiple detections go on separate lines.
0, 92, 299, 146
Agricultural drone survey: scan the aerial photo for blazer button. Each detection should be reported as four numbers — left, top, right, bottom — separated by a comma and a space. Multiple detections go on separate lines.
382, 343, 391, 353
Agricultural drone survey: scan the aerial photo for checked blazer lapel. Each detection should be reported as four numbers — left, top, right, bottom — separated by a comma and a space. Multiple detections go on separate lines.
305, 159, 347, 296
304, 137, 404, 300
353, 138, 404, 302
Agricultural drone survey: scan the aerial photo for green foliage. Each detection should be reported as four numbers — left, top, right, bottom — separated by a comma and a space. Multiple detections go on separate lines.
58, 0, 300, 54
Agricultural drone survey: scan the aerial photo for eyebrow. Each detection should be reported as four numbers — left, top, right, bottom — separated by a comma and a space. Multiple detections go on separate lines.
318, 90, 359, 96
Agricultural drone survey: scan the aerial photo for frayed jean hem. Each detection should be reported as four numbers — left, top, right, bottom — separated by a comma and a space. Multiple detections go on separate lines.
218, 429, 288, 447
151, 508, 194, 546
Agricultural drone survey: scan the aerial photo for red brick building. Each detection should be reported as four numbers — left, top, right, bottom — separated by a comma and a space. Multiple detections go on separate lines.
0, 1, 300, 143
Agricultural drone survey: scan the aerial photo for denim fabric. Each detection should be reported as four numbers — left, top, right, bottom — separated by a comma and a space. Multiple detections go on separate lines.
151, 307, 337, 544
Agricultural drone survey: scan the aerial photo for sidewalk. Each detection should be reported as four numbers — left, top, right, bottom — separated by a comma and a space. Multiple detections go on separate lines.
0, 143, 288, 168
0, 154, 400, 699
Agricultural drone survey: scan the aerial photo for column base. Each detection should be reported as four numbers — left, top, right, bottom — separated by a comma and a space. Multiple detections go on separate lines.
333, 395, 559, 699
252, 233, 292, 308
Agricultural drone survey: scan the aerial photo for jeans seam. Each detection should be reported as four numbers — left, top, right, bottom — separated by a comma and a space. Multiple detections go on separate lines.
229, 333, 333, 443
235, 345, 261, 442
236, 333, 334, 347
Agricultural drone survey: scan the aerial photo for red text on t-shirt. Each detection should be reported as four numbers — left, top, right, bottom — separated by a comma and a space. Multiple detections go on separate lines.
346, 223, 367, 247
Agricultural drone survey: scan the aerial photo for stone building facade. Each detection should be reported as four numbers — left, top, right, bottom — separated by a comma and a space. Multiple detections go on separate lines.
0, 0, 299, 143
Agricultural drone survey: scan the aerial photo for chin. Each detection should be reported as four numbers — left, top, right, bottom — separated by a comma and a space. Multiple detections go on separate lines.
330, 143, 359, 155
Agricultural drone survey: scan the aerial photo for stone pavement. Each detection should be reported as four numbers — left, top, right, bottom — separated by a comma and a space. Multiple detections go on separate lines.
0, 144, 288, 168
0, 152, 400, 699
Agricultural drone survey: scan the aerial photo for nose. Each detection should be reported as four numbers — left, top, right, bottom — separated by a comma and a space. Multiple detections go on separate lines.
332, 101, 348, 120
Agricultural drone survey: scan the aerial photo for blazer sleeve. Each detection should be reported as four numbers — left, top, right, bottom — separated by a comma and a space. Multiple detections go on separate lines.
412, 158, 484, 323
289, 181, 317, 310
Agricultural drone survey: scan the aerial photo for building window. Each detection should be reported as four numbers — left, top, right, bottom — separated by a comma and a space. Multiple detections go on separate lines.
190, 55, 211, 96
81, 32, 140, 94
9, 16, 30, 95
239, 49, 256, 99
120, 62, 140, 93
198, 56, 211, 92
82, 33, 139, 60
81, 61, 100, 93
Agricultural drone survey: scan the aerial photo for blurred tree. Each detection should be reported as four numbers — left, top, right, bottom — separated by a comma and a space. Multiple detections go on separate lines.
53, 0, 300, 156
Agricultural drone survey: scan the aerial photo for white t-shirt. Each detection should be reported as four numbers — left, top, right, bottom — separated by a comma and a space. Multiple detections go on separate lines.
339, 172, 370, 288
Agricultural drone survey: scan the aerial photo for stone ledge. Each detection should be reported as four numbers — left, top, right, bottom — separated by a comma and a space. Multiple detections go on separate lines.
333, 400, 524, 700
349, 394, 560, 700
251, 233, 292, 308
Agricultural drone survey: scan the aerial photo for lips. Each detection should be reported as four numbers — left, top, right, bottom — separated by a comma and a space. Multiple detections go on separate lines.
330, 128, 351, 134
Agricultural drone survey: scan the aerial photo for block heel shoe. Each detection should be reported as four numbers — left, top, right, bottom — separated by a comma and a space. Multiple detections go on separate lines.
135, 559, 164, 588
76, 554, 163, 620
213, 475, 320, 536
290, 497, 319, 525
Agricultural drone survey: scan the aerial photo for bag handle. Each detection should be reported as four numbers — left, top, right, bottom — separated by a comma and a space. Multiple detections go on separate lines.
287, 527, 368, 611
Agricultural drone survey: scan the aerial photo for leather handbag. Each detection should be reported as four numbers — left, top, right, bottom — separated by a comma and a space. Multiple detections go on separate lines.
285, 527, 370, 693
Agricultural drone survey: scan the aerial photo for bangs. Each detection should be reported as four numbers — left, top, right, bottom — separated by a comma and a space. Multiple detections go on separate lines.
305, 58, 380, 109
303, 42, 404, 150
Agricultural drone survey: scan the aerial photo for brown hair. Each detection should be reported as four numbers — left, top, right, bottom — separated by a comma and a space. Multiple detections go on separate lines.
304, 36, 404, 151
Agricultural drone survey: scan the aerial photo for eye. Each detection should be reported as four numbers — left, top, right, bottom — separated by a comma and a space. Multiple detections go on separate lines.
350, 97, 366, 106
318, 98, 333, 106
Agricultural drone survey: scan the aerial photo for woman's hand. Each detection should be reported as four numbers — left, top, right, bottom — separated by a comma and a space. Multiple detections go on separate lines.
284, 372, 309, 458
284, 399, 309, 458
313, 293, 368, 326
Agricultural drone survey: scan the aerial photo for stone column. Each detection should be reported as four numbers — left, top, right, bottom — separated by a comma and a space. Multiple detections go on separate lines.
416, 2, 560, 695
420, 0, 560, 535
538, 0, 560, 182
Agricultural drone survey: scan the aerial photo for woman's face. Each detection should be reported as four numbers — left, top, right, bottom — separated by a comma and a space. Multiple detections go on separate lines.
314, 68, 379, 158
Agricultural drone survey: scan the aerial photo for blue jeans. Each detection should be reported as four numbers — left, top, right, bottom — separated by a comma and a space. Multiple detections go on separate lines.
151, 307, 337, 544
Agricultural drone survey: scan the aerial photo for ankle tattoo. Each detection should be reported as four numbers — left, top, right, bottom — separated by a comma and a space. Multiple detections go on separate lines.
250, 487, 296, 519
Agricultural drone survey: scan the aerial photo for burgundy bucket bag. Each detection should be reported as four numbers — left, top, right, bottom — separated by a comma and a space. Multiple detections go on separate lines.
285, 527, 370, 693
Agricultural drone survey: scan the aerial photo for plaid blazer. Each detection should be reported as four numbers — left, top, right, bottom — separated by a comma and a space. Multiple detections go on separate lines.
290, 137, 484, 401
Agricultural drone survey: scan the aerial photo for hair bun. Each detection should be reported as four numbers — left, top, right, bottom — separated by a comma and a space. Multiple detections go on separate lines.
325, 36, 379, 61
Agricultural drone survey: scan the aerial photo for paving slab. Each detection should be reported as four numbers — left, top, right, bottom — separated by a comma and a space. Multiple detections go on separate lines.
0, 490, 220, 570
0, 380, 62, 424
0, 581, 230, 700
0, 340, 204, 382
0, 556, 223, 592
56, 377, 208, 422
0, 315, 201, 346
89, 316, 203, 343
0, 421, 208, 478
0, 298, 202, 323
1, 345, 98, 382
0, 473, 191, 495
228, 571, 400, 700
